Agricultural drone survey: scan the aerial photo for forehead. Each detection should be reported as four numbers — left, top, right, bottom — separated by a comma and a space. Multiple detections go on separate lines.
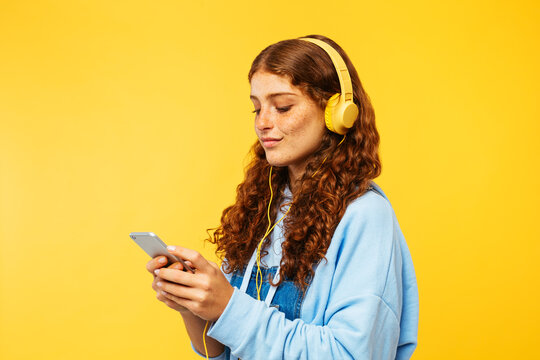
250, 71, 302, 100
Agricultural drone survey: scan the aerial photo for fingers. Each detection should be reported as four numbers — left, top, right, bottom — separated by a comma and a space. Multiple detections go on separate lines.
166, 246, 209, 272
158, 288, 184, 304
153, 267, 198, 288
161, 291, 194, 312
156, 289, 188, 312
146, 256, 169, 273
152, 275, 163, 291
149, 258, 194, 313
155, 277, 200, 301
168, 261, 195, 271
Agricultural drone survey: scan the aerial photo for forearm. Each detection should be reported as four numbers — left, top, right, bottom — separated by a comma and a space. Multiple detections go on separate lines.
180, 310, 224, 358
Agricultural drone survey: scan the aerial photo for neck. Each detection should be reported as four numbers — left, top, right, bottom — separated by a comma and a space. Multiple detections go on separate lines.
287, 165, 305, 195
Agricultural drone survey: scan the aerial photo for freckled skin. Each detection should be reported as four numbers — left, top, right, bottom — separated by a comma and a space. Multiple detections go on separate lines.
250, 71, 326, 185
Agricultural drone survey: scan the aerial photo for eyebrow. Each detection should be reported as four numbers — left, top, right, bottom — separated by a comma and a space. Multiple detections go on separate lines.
250, 92, 298, 101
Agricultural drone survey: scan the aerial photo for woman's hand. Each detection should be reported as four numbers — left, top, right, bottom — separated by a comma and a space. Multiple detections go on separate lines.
152, 246, 234, 322
146, 255, 192, 314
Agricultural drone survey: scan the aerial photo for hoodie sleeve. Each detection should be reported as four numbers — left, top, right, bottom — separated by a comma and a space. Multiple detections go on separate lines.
206, 192, 405, 360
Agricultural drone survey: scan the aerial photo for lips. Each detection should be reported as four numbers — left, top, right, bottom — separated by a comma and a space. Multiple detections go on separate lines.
261, 137, 282, 148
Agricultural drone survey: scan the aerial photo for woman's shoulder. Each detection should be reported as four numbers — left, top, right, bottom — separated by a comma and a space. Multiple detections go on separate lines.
342, 182, 394, 224
321, 182, 402, 291
324, 182, 396, 256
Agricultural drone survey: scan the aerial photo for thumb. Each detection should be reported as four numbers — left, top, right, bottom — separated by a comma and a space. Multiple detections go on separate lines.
168, 262, 183, 270
167, 245, 209, 272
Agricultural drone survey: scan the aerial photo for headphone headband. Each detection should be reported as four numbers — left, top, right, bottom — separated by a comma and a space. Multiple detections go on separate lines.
299, 37, 359, 135
299, 38, 354, 102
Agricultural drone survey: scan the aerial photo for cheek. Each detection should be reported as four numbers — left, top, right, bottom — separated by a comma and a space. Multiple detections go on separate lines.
295, 110, 326, 140
281, 109, 324, 136
284, 115, 325, 155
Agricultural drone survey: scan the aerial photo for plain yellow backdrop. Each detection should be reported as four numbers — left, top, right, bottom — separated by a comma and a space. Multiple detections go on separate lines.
1, 0, 538, 359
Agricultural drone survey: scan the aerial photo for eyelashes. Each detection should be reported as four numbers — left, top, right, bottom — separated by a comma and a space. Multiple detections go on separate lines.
252, 105, 293, 115
277, 106, 292, 113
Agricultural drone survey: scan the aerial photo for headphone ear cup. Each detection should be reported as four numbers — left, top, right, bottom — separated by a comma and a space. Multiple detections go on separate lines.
324, 93, 341, 133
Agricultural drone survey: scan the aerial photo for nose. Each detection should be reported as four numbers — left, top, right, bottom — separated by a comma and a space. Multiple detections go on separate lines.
255, 107, 274, 132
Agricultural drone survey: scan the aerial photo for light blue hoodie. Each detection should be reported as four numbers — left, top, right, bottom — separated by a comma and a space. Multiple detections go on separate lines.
193, 182, 419, 359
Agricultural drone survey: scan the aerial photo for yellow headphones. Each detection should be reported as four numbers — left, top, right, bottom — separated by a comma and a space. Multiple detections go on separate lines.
299, 37, 359, 135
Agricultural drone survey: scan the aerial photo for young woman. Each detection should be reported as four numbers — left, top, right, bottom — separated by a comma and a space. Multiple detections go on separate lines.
146, 35, 419, 360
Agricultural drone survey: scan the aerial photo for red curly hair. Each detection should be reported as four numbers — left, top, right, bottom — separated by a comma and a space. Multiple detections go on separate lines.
207, 34, 381, 290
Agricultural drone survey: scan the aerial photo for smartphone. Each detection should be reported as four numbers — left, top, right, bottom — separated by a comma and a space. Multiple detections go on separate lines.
130, 232, 194, 273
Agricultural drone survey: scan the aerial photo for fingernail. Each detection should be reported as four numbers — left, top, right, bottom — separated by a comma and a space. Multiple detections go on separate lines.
156, 281, 162, 287
161, 290, 167, 295
167, 245, 176, 251
158, 257, 167, 263
154, 269, 160, 275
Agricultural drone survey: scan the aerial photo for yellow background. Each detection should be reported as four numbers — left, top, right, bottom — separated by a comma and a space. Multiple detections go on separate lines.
1, 1, 538, 359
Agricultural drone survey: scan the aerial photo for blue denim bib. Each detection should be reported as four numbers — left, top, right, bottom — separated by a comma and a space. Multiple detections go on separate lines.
230, 265, 311, 320
220, 265, 312, 360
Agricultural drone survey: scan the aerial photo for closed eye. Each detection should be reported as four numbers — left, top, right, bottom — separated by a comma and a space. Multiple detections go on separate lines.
277, 105, 292, 113
252, 106, 292, 115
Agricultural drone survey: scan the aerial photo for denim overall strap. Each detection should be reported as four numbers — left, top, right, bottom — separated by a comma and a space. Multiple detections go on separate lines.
239, 249, 258, 293
239, 246, 282, 305
264, 267, 280, 306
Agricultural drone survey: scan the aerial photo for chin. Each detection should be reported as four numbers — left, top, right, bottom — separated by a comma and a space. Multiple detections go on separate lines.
264, 154, 288, 168
266, 160, 288, 168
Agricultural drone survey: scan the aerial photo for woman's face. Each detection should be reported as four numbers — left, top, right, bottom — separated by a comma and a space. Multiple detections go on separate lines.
250, 71, 326, 181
